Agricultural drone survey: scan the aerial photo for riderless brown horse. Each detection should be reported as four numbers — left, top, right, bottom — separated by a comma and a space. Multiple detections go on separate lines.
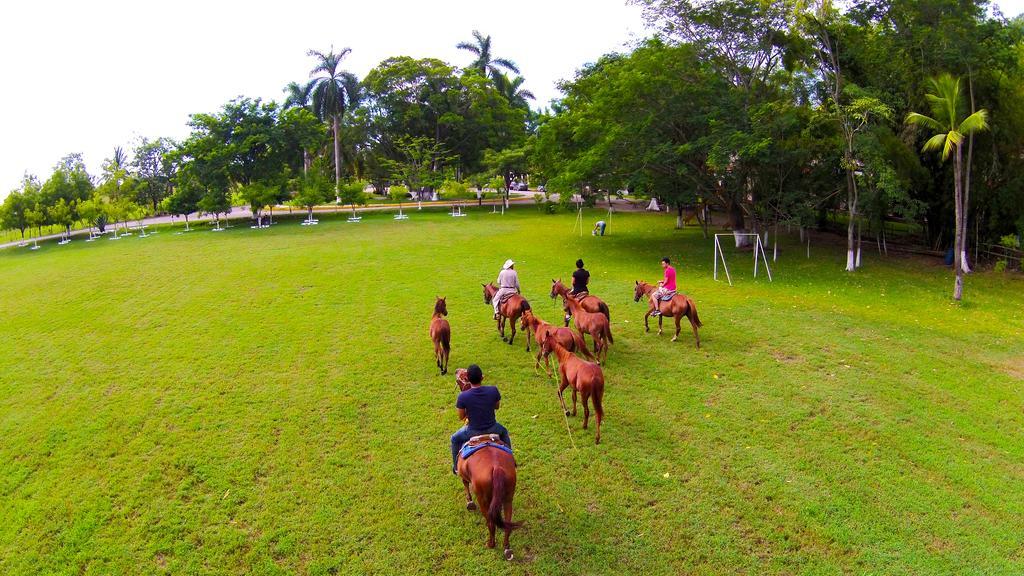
520, 309, 594, 376
483, 283, 532, 348
541, 333, 605, 444
562, 296, 613, 363
429, 297, 450, 375
454, 370, 521, 560
550, 279, 610, 326
633, 281, 703, 347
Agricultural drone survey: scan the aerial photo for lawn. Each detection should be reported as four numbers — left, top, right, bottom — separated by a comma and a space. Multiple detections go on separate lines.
1, 208, 1022, 575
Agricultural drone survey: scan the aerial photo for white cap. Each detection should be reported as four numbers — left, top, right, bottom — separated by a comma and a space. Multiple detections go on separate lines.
502, 259, 515, 270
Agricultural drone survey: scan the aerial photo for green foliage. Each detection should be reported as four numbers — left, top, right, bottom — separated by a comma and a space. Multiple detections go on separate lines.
382, 136, 453, 193
290, 158, 333, 211
388, 184, 409, 204
438, 178, 468, 199
339, 180, 369, 207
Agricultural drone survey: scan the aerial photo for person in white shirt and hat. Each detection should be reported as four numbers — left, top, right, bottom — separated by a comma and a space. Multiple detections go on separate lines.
492, 259, 520, 320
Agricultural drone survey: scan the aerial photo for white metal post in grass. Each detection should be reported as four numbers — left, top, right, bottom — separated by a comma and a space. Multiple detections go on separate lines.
714, 233, 773, 286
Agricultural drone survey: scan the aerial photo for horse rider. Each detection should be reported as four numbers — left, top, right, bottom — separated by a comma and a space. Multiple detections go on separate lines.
493, 259, 520, 320
571, 259, 590, 300
650, 256, 677, 316
450, 364, 512, 474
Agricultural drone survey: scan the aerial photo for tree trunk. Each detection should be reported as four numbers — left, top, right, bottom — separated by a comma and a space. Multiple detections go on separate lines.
953, 145, 964, 301
845, 168, 858, 272
332, 115, 342, 203
675, 204, 684, 229
961, 70, 975, 274
855, 218, 862, 268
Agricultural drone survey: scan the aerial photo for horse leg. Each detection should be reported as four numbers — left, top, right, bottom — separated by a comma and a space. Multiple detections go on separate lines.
691, 316, 701, 348
658, 315, 663, 336
502, 502, 515, 560
644, 309, 652, 333
672, 315, 681, 342
581, 389, 590, 429
571, 385, 578, 416
442, 347, 449, 375
508, 318, 516, 346
463, 478, 476, 510
558, 373, 571, 416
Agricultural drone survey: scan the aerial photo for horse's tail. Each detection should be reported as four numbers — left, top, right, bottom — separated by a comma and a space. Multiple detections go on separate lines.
592, 378, 605, 420
520, 298, 531, 314
604, 321, 614, 345
687, 298, 703, 328
441, 326, 451, 353
489, 467, 520, 529
598, 301, 610, 322
574, 332, 596, 361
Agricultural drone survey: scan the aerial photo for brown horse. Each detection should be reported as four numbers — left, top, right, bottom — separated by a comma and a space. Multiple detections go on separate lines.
562, 296, 613, 363
520, 309, 594, 376
633, 281, 703, 347
429, 297, 450, 375
453, 370, 521, 560
482, 283, 532, 348
550, 279, 610, 326
541, 333, 605, 444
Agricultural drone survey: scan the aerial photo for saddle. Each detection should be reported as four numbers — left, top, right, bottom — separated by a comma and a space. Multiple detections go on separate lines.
571, 291, 589, 300
459, 434, 514, 460
498, 291, 518, 305
658, 291, 678, 301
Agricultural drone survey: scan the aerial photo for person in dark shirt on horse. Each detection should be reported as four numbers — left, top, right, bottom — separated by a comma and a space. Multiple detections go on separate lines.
450, 364, 512, 474
571, 259, 590, 299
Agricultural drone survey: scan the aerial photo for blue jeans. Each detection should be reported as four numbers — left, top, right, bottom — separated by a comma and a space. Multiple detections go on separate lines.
451, 423, 511, 474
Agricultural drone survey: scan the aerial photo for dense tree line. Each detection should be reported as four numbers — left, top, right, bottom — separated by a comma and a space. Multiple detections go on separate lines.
531, 0, 1023, 299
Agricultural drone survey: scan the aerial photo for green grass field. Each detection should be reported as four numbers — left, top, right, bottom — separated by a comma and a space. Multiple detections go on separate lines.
1, 208, 1022, 575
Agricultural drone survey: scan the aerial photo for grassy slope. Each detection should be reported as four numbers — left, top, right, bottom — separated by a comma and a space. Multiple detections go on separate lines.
0, 209, 1021, 575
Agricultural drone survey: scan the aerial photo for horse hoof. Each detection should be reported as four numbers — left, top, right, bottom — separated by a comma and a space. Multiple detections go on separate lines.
564, 410, 571, 417
504, 549, 514, 561
466, 501, 477, 511
671, 337, 678, 342
487, 541, 496, 549
502, 337, 508, 342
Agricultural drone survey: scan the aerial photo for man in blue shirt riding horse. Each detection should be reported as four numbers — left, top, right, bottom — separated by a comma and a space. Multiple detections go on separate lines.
450, 364, 512, 475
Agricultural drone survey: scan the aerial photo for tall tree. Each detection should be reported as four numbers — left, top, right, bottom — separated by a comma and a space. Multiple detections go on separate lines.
132, 137, 176, 211
906, 73, 989, 301
457, 30, 521, 84
307, 47, 360, 201
496, 74, 535, 110
282, 80, 313, 110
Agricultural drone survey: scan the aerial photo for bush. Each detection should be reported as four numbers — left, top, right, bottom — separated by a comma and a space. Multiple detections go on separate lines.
534, 192, 557, 214
439, 179, 471, 200
389, 185, 410, 203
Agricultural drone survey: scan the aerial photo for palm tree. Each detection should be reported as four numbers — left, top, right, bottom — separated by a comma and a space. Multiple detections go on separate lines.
457, 30, 520, 85
282, 80, 312, 110
307, 47, 360, 202
495, 74, 535, 110
906, 73, 989, 301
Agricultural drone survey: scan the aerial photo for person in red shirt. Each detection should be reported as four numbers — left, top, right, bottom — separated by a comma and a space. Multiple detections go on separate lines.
650, 257, 677, 316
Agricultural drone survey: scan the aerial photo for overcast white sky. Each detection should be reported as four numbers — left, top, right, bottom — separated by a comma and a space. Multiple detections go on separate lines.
0, 0, 646, 195
1, 0, 1021, 196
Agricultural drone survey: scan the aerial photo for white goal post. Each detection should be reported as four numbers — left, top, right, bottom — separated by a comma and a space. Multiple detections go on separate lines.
713, 233, 773, 286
